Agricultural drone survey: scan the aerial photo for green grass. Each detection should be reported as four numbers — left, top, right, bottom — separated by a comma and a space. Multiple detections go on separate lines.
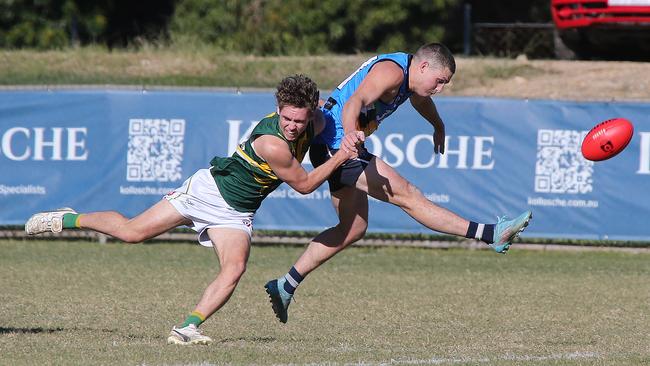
0, 47, 546, 92
1, 240, 648, 365
0, 48, 368, 89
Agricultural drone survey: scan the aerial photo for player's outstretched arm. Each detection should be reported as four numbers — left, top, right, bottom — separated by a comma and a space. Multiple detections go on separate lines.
410, 94, 446, 154
255, 132, 363, 194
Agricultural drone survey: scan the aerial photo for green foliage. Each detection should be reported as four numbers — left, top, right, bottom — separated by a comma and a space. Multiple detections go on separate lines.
0, 0, 108, 48
169, 0, 462, 55
1, 0, 552, 54
0, 0, 67, 48
345, 0, 456, 53
170, 0, 342, 54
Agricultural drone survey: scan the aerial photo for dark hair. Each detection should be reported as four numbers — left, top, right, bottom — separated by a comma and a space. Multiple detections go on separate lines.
414, 43, 456, 74
275, 74, 320, 111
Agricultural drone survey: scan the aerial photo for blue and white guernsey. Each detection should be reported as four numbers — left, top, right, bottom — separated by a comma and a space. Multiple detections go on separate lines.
314, 52, 413, 149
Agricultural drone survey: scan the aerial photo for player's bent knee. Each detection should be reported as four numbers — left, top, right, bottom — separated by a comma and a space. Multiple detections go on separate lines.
222, 262, 247, 282
349, 227, 367, 244
402, 181, 421, 197
340, 223, 367, 245
394, 182, 422, 207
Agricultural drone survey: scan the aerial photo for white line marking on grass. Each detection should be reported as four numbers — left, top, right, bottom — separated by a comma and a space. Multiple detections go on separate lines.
255, 351, 601, 366
386, 357, 489, 365
500, 351, 600, 362
383, 351, 600, 365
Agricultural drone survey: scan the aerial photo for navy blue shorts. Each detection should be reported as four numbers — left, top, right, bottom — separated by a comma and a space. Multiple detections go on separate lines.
310, 143, 375, 192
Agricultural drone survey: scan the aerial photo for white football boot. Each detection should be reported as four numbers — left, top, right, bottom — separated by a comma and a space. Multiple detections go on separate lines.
24, 207, 77, 235
167, 324, 213, 345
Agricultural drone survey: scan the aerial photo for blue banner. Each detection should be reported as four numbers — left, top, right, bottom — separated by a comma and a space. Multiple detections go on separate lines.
1, 90, 648, 240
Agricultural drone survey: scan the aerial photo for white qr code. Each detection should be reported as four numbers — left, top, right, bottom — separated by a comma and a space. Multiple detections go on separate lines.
126, 119, 185, 182
535, 129, 594, 194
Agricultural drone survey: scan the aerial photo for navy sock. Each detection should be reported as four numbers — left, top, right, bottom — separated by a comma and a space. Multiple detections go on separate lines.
466, 221, 496, 244
283, 266, 304, 294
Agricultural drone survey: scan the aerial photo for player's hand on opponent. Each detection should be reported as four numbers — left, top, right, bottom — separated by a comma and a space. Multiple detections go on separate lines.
339, 130, 365, 159
433, 123, 446, 154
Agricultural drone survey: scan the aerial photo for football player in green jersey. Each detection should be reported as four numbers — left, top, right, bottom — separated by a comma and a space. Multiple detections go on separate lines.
25, 74, 364, 345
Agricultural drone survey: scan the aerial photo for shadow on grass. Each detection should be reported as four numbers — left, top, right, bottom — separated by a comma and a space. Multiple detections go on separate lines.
0, 326, 123, 335
0, 326, 65, 334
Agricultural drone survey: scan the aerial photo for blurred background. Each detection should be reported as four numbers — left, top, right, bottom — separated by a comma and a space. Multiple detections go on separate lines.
1, 0, 648, 60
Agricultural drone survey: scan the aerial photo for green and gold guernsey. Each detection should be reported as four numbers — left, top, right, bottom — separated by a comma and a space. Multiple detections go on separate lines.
210, 112, 314, 213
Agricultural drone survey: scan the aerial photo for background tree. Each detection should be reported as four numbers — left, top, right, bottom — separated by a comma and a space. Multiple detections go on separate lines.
0, 0, 551, 53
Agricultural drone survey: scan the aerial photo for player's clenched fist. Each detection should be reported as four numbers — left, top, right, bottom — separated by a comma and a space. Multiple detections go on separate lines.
339, 131, 365, 159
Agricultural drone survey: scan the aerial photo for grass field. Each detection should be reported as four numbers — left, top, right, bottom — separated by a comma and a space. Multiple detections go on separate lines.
2, 47, 649, 101
0, 48, 544, 93
1, 240, 648, 365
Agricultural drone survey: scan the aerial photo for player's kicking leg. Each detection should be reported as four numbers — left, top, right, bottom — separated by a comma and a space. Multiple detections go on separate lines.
357, 157, 532, 253
25, 200, 190, 243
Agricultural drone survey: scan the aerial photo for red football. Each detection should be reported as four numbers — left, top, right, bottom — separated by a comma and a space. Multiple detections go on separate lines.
581, 118, 634, 161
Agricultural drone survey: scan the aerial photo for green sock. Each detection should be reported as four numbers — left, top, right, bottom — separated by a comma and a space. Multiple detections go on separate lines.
181, 311, 206, 328
62, 213, 81, 229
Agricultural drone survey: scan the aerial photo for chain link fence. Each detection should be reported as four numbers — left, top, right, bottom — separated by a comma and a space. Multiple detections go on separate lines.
471, 22, 558, 59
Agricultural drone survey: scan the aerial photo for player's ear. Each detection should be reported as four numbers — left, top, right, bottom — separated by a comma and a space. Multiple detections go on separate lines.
420, 61, 429, 73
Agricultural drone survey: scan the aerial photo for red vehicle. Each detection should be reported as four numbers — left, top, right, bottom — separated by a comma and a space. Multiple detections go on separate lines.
551, 0, 650, 59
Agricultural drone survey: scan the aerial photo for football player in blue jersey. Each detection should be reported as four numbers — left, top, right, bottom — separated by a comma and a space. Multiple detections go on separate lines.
265, 43, 533, 324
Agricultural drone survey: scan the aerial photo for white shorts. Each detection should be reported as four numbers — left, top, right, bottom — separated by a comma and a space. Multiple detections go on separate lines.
164, 168, 254, 247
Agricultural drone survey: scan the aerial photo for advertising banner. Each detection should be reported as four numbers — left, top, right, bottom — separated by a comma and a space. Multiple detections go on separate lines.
1, 90, 648, 240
